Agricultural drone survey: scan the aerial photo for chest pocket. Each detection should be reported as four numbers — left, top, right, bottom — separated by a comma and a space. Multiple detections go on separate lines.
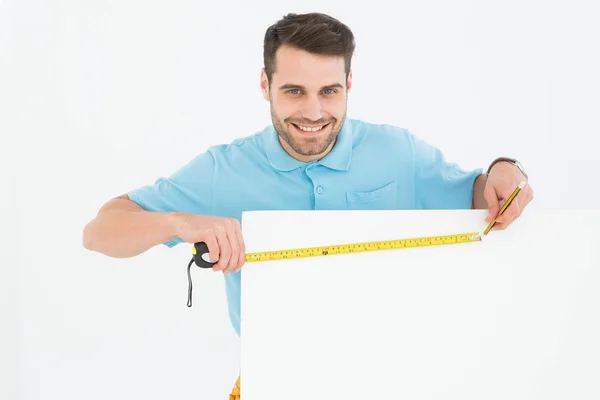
346, 180, 398, 210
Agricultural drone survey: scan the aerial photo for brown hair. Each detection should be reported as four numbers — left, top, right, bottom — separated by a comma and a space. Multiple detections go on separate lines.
263, 12, 356, 83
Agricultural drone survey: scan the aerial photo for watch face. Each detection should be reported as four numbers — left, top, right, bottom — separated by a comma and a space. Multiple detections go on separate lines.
515, 161, 527, 178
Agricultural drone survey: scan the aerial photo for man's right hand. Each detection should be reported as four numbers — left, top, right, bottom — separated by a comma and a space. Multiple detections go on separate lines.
82, 194, 246, 273
174, 213, 246, 274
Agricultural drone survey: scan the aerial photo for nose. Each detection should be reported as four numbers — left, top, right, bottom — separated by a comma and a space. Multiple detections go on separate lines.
301, 94, 323, 122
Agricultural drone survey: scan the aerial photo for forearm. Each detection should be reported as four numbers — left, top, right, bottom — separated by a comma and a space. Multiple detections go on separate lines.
471, 173, 488, 209
82, 198, 181, 258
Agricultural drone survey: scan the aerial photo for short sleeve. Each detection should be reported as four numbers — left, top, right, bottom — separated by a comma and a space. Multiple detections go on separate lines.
411, 135, 483, 209
127, 150, 216, 247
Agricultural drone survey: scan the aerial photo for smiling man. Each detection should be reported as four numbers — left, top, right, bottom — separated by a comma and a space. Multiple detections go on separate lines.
82, 12, 534, 399
264, 44, 349, 162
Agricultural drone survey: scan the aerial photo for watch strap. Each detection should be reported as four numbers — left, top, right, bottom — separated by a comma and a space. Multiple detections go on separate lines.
486, 157, 528, 180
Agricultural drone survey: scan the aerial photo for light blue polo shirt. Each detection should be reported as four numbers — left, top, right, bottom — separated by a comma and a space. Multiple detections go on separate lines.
127, 118, 483, 336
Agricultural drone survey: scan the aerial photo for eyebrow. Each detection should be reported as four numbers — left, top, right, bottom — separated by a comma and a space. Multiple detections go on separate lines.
278, 83, 344, 91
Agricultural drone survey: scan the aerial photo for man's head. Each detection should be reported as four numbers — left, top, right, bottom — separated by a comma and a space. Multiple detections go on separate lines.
260, 13, 355, 162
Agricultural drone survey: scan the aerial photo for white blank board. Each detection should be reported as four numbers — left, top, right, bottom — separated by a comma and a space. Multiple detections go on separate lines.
240, 209, 600, 399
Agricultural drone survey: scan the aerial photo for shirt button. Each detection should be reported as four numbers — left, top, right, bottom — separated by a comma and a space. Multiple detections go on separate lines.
316, 186, 323, 194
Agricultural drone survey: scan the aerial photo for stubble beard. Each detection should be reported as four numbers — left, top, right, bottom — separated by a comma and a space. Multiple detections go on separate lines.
270, 104, 346, 157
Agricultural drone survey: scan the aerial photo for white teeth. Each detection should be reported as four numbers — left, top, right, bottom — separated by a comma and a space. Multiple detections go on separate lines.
296, 124, 324, 132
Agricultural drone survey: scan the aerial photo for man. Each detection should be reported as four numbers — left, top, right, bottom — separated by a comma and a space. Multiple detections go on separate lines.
83, 12, 533, 399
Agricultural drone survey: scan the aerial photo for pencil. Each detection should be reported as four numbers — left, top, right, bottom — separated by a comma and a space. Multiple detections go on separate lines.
482, 180, 527, 236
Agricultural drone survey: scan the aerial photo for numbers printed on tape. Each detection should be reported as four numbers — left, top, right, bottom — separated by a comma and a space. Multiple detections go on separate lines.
243, 232, 481, 263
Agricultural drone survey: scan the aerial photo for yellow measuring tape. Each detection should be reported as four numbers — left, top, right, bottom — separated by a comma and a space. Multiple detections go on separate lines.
186, 232, 481, 306
193, 232, 481, 265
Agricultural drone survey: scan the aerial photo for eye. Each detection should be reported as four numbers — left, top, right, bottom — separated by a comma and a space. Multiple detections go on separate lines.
323, 88, 337, 94
287, 89, 301, 95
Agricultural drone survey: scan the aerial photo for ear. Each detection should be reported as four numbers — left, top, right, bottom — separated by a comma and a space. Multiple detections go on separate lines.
260, 68, 270, 101
346, 69, 353, 93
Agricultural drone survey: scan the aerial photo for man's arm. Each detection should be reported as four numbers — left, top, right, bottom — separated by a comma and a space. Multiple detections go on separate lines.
82, 194, 182, 258
83, 150, 216, 258
471, 173, 489, 209
410, 132, 484, 210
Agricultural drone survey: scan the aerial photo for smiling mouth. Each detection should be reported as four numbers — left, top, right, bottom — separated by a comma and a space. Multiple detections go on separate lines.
291, 122, 331, 134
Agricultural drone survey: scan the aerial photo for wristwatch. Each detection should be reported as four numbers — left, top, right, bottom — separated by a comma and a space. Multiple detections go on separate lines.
486, 157, 528, 181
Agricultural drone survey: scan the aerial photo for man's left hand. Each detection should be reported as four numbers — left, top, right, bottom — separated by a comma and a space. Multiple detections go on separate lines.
483, 162, 534, 230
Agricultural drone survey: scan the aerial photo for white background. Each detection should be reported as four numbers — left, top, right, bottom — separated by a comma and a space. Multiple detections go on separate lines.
1, 0, 598, 399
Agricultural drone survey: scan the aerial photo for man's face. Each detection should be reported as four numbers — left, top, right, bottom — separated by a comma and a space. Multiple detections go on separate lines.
261, 45, 352, 162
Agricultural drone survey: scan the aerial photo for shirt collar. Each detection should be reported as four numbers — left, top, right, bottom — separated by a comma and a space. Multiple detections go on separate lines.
264, 119, 353, 172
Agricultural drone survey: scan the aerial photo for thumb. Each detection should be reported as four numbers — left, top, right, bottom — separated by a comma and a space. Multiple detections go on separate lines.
203, 236, 220, 265
484, 185, 500, 223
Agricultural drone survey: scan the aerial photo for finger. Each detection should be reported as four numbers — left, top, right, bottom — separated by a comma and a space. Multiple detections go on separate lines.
230, 219, 245, 272
484, 185, 500, 223
493, 217, 511, 230
233, 220, 245, 273
492, 212, 512, 230
514, 196, 522, 219
223, 224, 240, 274
491, 221, 507, 230
529, 185, 534, 202
500, 197, 521, 224
214, 229, 231, 272
518, 185, 533, 217
203, 235, 220, 266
